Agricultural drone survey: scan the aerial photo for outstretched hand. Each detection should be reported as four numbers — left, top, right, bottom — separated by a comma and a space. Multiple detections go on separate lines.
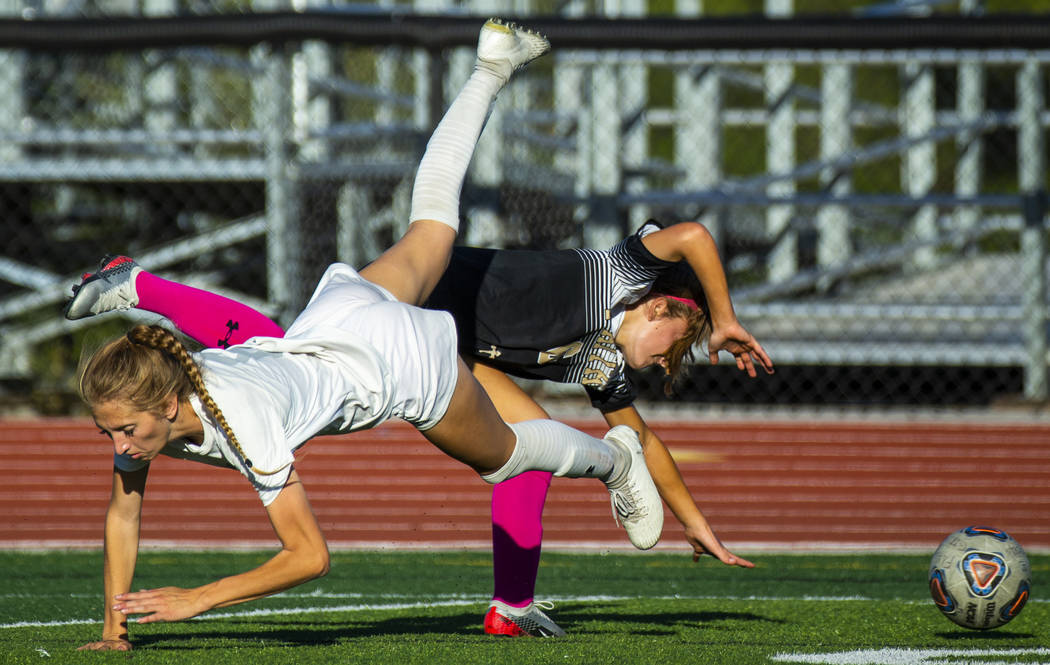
684, 524, 755, 568
707, 321, 774, 378
112, 586, 205, 624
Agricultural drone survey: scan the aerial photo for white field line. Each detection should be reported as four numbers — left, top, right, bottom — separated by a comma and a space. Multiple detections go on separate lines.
15, 540, 1048, 554
771, 647, 1050, 665
3, 592, 1047, 630
6, 540, 1050, 556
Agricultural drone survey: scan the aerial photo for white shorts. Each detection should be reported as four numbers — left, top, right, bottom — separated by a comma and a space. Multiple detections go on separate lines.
285, 263, 460, 431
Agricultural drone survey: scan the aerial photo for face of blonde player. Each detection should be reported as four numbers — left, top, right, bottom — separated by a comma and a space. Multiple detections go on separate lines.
616, 298, 689, 371
93, 396, 177, 462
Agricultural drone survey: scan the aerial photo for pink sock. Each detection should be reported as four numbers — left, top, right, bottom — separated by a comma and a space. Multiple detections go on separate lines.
135, 272, 285, 348
490, 470, 553, 607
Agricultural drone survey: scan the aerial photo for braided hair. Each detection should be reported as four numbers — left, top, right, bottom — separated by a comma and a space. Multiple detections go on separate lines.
80, 324, 289, 475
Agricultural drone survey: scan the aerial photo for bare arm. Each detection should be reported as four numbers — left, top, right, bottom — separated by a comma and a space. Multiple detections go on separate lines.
603, 406, 754, 568
642, 222, 735, 325
640, 222, 773, 377
111, 469, 330, 624
77, 466, 148, 651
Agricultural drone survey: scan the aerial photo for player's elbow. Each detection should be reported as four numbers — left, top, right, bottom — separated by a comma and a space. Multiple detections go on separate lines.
310, 547, 331, 579
678, 221, 715, 248
293, 543, 331, 580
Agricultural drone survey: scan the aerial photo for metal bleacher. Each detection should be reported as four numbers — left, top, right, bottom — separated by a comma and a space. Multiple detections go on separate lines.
0, 5, 1047, 406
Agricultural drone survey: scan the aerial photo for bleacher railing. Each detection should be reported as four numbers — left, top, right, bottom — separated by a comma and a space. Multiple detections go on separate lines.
0, 10, 1047, 406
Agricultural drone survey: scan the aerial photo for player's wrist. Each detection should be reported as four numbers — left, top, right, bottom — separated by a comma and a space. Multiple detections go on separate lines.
191, 584, 219, 617
709, 312, 739, 330
102, 614, 127, 635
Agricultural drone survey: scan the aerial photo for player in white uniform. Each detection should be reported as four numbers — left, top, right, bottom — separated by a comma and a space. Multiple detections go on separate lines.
70, 225, 773, 639
73, 20, 664, 652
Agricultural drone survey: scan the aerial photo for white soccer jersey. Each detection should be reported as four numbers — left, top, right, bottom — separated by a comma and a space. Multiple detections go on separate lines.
114, 263, 459, 505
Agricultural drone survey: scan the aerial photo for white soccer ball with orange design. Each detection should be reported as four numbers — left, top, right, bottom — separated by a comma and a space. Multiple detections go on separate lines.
928, 526, 1032, 630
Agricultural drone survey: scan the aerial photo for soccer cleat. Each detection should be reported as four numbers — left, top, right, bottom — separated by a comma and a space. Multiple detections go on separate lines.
63, 254, 142, 320
603, 425, 663, 550
475, 18, 551, 82
483, 600, 565, 638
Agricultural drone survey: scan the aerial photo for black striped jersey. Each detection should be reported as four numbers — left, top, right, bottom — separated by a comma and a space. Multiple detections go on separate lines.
425, 222, 680, 412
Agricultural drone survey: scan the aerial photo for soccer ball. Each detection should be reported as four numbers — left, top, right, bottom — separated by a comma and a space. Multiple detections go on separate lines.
928, 526, 1032, 630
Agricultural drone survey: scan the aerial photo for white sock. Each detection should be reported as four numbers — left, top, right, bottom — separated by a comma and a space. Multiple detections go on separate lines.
481, 420, 624, 485
408, 68, 505, 232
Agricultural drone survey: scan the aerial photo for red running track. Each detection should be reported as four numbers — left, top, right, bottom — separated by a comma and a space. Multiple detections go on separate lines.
2, 418, 1049, 552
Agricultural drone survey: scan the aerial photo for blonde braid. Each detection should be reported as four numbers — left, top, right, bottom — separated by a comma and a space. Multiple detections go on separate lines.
127, 325, 290, 476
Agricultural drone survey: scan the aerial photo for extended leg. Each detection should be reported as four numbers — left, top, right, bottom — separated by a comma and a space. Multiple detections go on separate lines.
64, 255, 285, 348
423, 360, 664, 551
471, 363, 554, 619
137, 272, 285, 347
360, 19, 550, 306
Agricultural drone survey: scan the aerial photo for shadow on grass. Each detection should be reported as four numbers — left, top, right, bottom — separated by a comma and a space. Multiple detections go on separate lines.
128, 604, 782, 648
130, 611, 483, 649
556, 603, 784, 636
937, 629, 1036, 640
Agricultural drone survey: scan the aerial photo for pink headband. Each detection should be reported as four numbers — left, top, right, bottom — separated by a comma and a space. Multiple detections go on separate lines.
659, 294, 699, 311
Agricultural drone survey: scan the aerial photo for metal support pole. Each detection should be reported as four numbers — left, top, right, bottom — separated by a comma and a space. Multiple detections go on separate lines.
904, 61, 937, 270
259, 44, 300, 323
585, 58, 623, 250
817, 62, 852, 274
765, 0, 797, 282
1019, 58, 1047, 401
954, 57, 984, 243
1022, 191, 1048, 402
676, 63, 722, 244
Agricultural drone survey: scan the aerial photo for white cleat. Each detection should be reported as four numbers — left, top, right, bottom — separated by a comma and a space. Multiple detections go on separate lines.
602, 425, 663, 550
63, 255, 142, 320
476, 17, 551, 82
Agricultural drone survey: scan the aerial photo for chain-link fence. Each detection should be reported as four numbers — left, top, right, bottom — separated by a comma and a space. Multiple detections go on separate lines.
0, 6, 1048, 414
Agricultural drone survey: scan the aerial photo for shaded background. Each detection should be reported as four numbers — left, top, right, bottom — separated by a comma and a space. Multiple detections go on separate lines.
1, 1, 1049, 416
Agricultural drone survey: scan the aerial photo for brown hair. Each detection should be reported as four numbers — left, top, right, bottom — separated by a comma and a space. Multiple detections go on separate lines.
646, 256, 713, 395
653, 293, 712, 396
80, 324, 285, 475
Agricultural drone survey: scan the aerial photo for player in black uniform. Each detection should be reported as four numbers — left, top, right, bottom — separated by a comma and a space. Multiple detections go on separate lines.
428, 219, 773, 636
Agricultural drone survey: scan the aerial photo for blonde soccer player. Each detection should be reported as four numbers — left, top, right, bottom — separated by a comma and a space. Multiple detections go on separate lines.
72, 20, 663, 651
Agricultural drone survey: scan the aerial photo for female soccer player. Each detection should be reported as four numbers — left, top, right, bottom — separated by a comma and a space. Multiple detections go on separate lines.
72, 19, 664, 651
428, 219, 773, 636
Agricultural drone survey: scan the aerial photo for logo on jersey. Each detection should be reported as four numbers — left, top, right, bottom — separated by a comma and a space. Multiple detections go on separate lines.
537, 341, 583, 364
581, 329, 619, 388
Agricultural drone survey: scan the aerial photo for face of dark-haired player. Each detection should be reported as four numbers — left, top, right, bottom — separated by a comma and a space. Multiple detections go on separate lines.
617, 299, 689, 370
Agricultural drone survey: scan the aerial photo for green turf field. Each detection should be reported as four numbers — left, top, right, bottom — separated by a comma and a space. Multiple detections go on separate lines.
1, 550, 1046, 664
